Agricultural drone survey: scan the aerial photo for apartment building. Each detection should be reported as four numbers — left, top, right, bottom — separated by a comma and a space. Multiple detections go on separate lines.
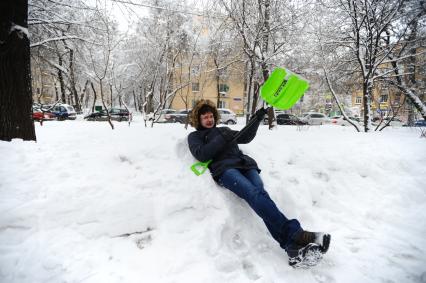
170, 57, 246, 114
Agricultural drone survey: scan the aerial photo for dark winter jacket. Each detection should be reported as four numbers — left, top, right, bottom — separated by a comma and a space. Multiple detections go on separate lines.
188, 119, 261, 180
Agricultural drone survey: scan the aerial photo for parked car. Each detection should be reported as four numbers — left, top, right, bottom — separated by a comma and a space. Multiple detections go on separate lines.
84, 108, 131, 122
52, 104, 77, 120
32, 106, 56, 121
330, 116, 360, 126
263, 110, 286, 125
218, 108, 237, 125
166, 109, 192, 124
275, 114, 307, 125
300, 112, 329, 125
151, 109, 177, 123
414, 120, 426, 127
109, 107, 131, 121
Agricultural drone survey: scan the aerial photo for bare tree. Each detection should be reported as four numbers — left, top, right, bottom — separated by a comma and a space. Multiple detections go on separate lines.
317, 0, 425, 132
219, 0, 302, 127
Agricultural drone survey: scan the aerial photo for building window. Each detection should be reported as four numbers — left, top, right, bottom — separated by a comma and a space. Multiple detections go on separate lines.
380, 94, 388, 103
219, 84, 229, 93
355, 96, 362, 104
191, 66, 200, 76
192, 82, 200, 92
218, 101, 226, 108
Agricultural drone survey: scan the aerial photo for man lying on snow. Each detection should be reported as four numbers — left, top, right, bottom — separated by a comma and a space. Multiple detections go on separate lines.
187, 99, 331, 268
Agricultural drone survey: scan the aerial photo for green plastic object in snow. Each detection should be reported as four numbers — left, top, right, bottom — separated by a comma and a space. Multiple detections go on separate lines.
190, 67, 309, 176
190, 160, 212, 176
260, 68, 309, 110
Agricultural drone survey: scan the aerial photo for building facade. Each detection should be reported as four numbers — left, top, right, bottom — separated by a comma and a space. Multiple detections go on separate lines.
170, 58, 246, 114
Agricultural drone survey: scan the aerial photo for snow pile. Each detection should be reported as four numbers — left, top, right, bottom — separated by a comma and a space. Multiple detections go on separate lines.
1, 118, 425, 283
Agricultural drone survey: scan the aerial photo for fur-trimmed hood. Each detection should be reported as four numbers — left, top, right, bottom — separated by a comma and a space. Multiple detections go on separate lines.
189, 99, 220, 130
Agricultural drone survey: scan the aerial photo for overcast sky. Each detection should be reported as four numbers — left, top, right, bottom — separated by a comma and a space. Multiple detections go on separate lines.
94, 0, 209, 32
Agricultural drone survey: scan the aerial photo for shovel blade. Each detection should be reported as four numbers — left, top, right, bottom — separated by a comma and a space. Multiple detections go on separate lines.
260, 68, 309, 110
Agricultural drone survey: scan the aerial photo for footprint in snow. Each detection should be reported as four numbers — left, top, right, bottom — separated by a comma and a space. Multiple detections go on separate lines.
313, 171, 330, 182
242, 260, 260, 280
118, 155, 132, 164
135, 234, 152, 250
269, 170, 281, 179
312, 270, 336, 283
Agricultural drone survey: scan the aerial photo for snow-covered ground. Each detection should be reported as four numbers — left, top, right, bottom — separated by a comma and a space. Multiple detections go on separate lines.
1, 116, 425, 283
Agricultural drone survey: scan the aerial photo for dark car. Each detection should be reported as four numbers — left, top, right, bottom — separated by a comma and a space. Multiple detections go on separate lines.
84, 111, 107, 121
84, 108, 131, 122
414, 120, 426, 127
109, 108, 131, 121
276, 114, 307, 125
166, 109, 191, 123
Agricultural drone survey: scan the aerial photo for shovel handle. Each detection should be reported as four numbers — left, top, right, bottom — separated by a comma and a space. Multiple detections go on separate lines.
190, 160, 212, 176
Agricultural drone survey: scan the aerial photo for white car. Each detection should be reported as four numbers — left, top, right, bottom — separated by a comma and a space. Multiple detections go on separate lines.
218, 108, 237, 125
300, 112, 329, 125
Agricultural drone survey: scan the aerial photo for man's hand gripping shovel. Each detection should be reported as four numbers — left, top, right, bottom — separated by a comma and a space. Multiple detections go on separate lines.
190, 67, 309, 176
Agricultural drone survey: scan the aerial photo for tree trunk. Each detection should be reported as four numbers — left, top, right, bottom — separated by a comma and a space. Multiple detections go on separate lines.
261, 0, 273, 129
251, 82, 260, 115
99, 79, 114, 129
245, 59, 254, 124
0, 0, 36, 141
57, 52, 66, 103
90, 81, 97, 113
69, 48, 80, 112
54, 81, 59, 101
133, 89, 137, 111
80, 80, 89, 110
110, 83, 113, 108
406, 18, 418, 124
362, 80, 373, 132
213, 57, 221, 108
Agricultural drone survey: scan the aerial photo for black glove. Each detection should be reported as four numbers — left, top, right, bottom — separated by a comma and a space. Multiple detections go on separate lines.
254, 108, 268, 121
217, 127, 235, 142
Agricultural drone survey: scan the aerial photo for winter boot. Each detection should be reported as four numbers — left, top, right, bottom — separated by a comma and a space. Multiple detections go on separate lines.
292, 230, 331, 254
286, 231, 331, 268
287, 243, 323, 268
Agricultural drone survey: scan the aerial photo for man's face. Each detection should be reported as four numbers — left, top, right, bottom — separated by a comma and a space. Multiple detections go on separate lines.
200, 112, 215, 128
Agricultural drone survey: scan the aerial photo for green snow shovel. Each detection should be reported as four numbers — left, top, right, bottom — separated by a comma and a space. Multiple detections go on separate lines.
190, 67, 309, 176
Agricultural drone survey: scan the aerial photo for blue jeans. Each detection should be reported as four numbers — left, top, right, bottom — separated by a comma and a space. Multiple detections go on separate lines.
217, 168, 301, 250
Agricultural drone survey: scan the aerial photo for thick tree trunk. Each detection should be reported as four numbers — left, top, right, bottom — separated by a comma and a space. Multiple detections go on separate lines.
0, 0, 36, 141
